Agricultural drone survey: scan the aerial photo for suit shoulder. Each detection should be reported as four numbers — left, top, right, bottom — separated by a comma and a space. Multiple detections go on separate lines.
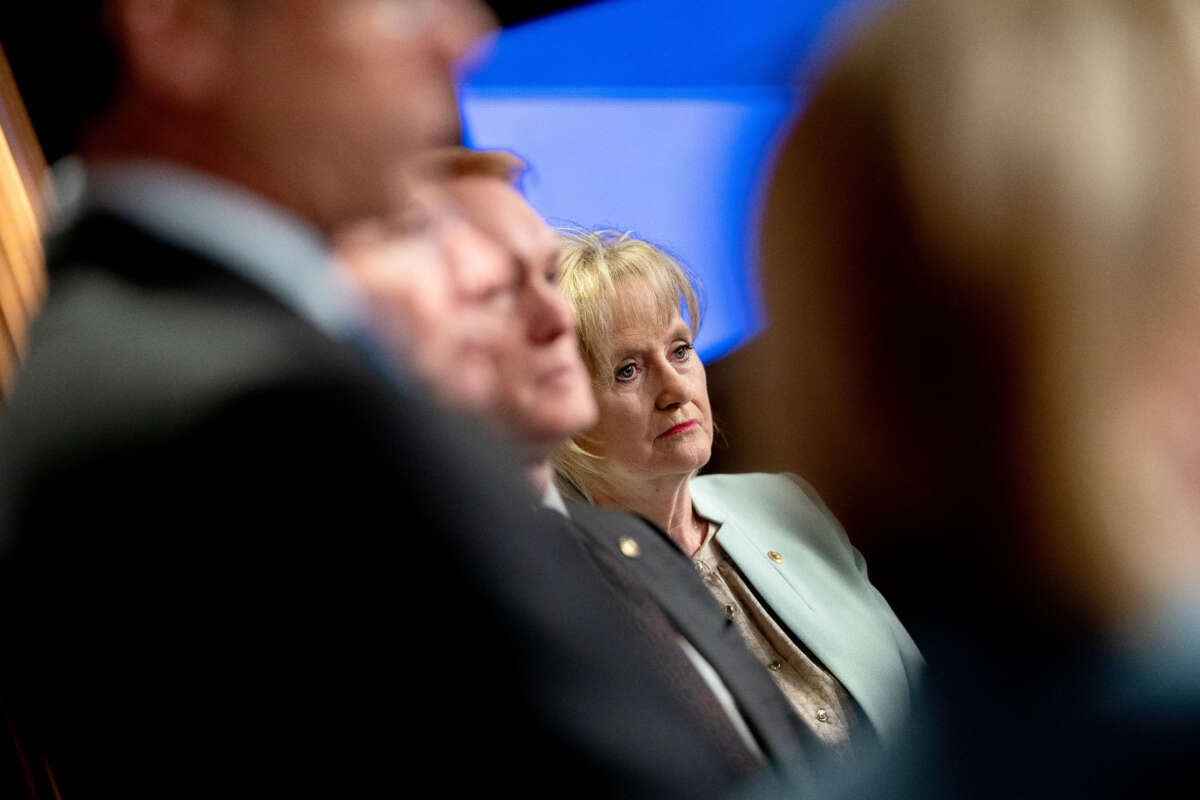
691, 471, 818, 510
694, 472, 855, 557
2, 263, 381, 483
564, 500, 660, 540
41, 255, 339, 373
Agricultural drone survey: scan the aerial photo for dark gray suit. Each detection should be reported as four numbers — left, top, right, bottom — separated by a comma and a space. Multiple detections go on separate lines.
565, 499, 818, 783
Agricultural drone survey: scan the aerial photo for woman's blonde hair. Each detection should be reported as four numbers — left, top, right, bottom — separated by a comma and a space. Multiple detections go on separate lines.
553, 229, 702, 501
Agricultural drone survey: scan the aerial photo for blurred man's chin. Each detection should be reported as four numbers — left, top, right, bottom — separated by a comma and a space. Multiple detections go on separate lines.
442, 377, 499, 414
535, 388, 596, 437
506, 408, 593, 451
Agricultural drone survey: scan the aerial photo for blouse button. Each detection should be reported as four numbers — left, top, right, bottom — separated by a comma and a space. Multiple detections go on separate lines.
767, 660, 783, 672
816, 709, 830, 723
767, 550, 784, 563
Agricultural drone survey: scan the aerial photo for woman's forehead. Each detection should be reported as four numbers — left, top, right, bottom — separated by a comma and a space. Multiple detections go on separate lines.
609, 282, 686, 344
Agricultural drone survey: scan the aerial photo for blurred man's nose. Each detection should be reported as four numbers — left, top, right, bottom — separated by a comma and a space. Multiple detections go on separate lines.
525, 280, 572, 344
434, 0, 498, 65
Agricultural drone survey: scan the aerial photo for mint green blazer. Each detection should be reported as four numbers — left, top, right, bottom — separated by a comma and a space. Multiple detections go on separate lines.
690, 472, 924, 745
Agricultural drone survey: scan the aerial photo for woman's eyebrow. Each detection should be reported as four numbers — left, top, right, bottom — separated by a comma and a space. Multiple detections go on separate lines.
661, 321, 694, 341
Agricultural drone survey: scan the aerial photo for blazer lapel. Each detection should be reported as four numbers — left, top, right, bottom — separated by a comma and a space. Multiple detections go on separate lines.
563, 500, 817, 768
692, 475, 916, 744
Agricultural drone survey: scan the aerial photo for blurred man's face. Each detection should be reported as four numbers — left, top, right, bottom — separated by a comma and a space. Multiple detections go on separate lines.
219, 0, 493, 228
336, 180, 512, 409
444, 175, 599, 455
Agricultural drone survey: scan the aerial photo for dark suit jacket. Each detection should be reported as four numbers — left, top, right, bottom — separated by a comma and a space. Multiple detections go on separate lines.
0, 211, 766, 798
565, 500, 818, 781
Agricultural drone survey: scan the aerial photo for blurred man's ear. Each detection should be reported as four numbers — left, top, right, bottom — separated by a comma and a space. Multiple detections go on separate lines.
111, 0, 238, 108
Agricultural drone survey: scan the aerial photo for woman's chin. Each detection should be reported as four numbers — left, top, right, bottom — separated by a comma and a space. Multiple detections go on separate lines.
652, 443, 713, 478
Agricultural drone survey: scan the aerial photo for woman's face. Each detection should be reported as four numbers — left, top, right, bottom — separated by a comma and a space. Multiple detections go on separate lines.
587, 280, 714, 490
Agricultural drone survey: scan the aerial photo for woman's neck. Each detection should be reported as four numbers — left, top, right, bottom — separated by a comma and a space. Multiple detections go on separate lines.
594, 474, 706, 556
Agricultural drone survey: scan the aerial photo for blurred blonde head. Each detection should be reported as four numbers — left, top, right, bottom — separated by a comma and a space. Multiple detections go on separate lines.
554, 229, 702, 500
747, 0, 1200, 630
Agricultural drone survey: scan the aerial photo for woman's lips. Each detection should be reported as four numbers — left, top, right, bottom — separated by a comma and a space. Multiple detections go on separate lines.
657, 420, 699, 439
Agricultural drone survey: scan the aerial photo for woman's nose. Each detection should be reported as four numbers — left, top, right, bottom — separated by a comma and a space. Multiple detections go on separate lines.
655, 363, 692, 409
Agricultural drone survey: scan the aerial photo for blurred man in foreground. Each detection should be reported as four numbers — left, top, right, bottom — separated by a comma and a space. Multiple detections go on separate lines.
0, 0, 493, 793
737, 0, 1200, 795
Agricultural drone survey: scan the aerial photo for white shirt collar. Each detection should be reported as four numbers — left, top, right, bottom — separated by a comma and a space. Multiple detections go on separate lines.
541, 483, 571, 518
81, 159, 367, 341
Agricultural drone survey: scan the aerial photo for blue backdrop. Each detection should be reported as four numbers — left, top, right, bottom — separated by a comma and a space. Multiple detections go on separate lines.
460, 0, 859, 360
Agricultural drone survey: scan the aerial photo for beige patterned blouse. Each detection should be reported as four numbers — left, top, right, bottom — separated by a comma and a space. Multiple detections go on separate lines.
692, 522, 862, 765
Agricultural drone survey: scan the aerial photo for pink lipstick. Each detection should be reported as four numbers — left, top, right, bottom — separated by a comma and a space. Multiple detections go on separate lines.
658, 420, 698, 439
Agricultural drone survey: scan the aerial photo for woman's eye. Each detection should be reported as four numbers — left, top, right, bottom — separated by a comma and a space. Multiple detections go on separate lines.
615, 362, 637, 381
673, 343, 693, 360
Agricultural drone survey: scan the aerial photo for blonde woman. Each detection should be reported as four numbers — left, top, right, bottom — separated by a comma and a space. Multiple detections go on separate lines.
555, 229, 923, 763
